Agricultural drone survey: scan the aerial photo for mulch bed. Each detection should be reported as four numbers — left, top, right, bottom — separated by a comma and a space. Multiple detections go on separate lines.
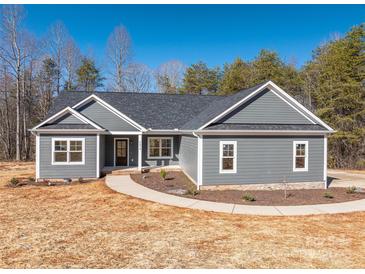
131, 171, 365, 206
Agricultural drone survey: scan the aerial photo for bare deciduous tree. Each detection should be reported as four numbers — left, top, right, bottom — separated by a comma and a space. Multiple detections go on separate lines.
63, 38, 81, 91
106, 25, 132, 92
124, 63, 152, 93
0, 5, 27, 160
155, 60, 185, 94
47, 21, 69, 94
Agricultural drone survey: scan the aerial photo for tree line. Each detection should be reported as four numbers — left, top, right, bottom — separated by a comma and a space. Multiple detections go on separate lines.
0, 5, 363, 169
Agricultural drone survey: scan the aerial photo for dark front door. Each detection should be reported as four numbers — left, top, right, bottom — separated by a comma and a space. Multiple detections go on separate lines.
115, 139, 128, 166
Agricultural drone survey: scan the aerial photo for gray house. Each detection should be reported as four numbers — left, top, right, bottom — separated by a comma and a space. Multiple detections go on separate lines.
31, 81, 334, 189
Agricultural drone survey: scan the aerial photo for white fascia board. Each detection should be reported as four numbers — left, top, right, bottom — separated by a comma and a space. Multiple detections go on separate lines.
196, 130, 330, 136
31, 107, 103, 131
109, 131, 142, 135
72, 94, 146, 131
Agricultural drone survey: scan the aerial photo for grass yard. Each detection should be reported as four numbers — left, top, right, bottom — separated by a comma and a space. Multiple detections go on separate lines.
0, 162, 364, 268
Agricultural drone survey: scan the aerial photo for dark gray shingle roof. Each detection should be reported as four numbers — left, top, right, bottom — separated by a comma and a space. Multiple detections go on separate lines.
48, 91, 225, 130
205, 123, 326, 131
46, 81, 329, 132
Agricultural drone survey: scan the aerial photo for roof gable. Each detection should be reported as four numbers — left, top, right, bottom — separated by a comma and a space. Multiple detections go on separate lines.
217, 88, 315, 125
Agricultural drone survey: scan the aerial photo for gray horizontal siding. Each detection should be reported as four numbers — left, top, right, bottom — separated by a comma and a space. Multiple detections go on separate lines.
179, 135, 198, 183
53, 113, 84, 124
39, 134, 97, 179
78, 100, 138, 131
104, 135, 138, 167
202, 135, 324, 185
142, 135, 180, 166
219, 89, 314, 125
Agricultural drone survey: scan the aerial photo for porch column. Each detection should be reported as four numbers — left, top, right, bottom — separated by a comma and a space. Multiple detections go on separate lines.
138, 134, 142, 171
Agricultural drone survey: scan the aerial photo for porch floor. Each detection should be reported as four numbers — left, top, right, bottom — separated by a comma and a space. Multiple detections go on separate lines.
102, 165, 181, 175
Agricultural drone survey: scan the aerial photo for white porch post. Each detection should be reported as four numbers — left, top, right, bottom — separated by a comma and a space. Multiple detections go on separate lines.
35, 133, 40, 181
96, 134, 100, 178
138, 134, 142, 171
197, 134, 203, 190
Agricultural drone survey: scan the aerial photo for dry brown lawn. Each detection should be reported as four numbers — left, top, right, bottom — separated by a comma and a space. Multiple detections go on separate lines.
0, 162, 364, 268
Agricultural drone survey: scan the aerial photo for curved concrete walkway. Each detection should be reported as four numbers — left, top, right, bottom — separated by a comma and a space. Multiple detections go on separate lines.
105, 175, 365, 216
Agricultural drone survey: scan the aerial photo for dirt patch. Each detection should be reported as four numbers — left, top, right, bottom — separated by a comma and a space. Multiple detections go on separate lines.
131, 172, 365, 206
1, 162, 365, 268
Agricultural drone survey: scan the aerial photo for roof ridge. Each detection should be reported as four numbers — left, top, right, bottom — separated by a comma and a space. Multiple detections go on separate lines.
61, 90, 227, 98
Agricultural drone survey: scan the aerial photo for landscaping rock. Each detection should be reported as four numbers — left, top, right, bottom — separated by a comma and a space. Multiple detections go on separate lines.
167, 188, 188, 195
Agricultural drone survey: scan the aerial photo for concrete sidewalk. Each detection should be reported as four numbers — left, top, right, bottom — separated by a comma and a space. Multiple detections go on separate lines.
105, 175, 365, 216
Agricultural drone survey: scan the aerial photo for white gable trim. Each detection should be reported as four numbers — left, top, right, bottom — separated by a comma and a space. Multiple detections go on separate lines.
31, 107, 103, 131
198, 81, 334, 131
72, 94, 146, 131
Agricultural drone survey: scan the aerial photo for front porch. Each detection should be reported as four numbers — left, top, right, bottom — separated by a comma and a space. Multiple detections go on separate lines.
98, 133, 180, 177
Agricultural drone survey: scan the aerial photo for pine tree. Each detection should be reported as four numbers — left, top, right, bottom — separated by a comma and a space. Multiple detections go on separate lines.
76, 58, 104, 92
181, 61, 220, 94
219, 58, 252, 95
303, 24, 365, 168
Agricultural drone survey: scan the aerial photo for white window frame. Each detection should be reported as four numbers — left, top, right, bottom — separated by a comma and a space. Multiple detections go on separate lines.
51, 138, 85, 165
293, 141, 308, 172
147, 137, 174, 159
219, 141, 237, 174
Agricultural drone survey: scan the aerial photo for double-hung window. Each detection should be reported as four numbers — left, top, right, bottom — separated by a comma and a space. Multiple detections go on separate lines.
293, 141, 308, 171
52, 138, 85, 165
219, 141, 237, 173
148, 137, 173, 159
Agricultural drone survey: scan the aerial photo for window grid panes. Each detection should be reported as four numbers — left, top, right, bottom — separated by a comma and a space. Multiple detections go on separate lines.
220, 142, 236, 172
53, 139, 84, 164
294, 142, 307, 170
148, 138, 172, 158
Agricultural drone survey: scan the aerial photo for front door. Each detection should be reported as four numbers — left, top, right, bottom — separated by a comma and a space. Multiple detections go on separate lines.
115, 139, 128, 166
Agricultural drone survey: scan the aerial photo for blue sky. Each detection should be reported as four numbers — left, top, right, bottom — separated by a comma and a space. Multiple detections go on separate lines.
20, 4, 365, 70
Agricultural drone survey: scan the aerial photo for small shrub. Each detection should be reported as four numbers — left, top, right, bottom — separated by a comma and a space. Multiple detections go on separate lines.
8, 177, 19, 187
242, 193, 256, 202
323, 192, 334, 199
78, 177, 84, 183
355, 159, 365, 169
187, 187, 200, 196
346, 186, 357, 194
160, 169, 167, 181
28, 176, 35, 183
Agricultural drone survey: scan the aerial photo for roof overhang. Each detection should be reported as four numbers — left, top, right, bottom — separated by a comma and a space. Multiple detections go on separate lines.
194, 130, 334, 136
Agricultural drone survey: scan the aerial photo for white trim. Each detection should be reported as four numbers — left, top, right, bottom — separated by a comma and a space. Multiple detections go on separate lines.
51, 138, 85, 165
147, 137, 174, 159
197, 130, 331, 135
32, 107, 103, 131
198, 81, 334, 132
109, 131, 142, 135
270, 89, 316, 124
96, 134, 100, 178
219, 140, 237, 174
197, 135, 203, 189
35, 134, 40, 180
114, 138, 129, 167
324, 136, 328, 188
138, 134, 142, 171
293, 141, 308, 172
72, 94, 146, 131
